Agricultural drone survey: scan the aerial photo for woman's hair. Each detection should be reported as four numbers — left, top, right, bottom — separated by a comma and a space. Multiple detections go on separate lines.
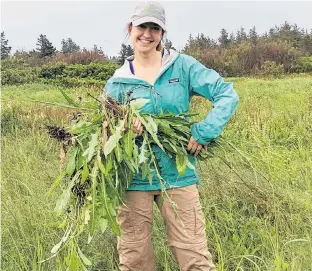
125, 22, 166, 52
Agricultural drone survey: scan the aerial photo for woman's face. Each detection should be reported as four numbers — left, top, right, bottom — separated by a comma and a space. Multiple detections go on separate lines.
129, 23, 163, 53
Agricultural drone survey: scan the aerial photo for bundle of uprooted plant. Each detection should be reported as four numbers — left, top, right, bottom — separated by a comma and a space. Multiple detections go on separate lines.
42, 89, 222, 268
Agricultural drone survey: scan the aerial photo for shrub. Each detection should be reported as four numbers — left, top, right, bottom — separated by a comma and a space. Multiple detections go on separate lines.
39, 62, 67, 79
40, 77, 106, 90
39, 62, 118, 82
51, 51, 108, 65
1, 67, 40, 85
255, 60, 285, 77
296, 56, 312, 73
184, 39, 303, 77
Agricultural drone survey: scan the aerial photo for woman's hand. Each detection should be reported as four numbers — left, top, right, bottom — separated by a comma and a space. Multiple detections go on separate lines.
187, 136, 208, 156
133, 117, 143, 136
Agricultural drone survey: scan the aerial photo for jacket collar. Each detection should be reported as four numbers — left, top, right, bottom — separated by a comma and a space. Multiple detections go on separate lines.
111, 49, 179, 83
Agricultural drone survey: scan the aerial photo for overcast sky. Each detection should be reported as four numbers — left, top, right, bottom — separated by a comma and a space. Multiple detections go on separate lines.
1, 1, 312, 57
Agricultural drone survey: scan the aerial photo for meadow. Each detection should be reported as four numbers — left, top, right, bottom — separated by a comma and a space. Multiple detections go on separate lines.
1, 74, 312, 271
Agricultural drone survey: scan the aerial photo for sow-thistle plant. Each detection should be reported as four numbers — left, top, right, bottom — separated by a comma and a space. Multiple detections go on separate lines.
43, 88, 218, 269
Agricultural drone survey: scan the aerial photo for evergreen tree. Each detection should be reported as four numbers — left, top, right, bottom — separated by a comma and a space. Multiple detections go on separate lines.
117, 44, 134, 65
269, 28, 276, 38
229, 32, 236, 44
1, 32, 12, 60
236, 27, 247, 43
36, 34, 56, 57
126, 45, 134, 57
302, 29, 312, 55
164, 37, 176, 50
61, 38, 80, 53
185, 34, 194, 50
93, 44, 105, 55
249, 26, 258, 45
218, 28, 230, 47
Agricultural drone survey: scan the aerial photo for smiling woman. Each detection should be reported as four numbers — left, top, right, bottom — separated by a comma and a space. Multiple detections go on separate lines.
132, 22, 162, 49
103, 1, 239, 271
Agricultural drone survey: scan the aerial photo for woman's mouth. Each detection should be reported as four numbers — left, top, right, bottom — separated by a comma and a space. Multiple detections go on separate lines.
139, 39, 153, 44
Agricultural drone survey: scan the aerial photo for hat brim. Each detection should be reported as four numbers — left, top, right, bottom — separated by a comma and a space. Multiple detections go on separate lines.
132, 17, 166, 31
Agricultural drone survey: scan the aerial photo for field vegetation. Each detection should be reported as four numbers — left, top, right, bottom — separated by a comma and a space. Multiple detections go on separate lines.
2, 74, 312, 270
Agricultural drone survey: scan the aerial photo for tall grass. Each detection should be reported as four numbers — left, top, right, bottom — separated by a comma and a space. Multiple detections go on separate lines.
1, 75, 312, 270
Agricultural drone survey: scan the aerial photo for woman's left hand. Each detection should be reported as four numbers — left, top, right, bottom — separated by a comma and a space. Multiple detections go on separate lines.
133, 117, 143, 136
187, 136, 208, 156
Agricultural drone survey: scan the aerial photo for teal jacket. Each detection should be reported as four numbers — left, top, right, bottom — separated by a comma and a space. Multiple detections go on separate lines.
103, 49, 239, 191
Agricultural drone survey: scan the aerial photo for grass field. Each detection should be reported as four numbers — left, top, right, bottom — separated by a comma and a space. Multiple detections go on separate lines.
1, 75, 312, 271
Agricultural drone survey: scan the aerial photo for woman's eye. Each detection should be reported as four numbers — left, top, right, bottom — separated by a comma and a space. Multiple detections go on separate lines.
152, 26, 160, 31
138, 24, 147, 29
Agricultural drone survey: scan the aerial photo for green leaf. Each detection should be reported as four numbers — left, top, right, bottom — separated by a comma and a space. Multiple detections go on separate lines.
81, 162, 89, 184
82, 132, 98, 162
30, 99, 87, 110
145, 115, 158, 134
97, 157, 106, 175
90, 162, 99, 236
83, 101, 99, 110
147, 168, 153, 185
129, 98, 149, 110
122, 130, 134, 158
51, 225, 72, 254
141, 162, 149, 180
76, 149, 85, 170
84, 208, 91, 225
123, 159, 136, 173
186, 159, 195, 171
138, 135, 148, 164
99, 218, 108, 233
108, 202, 117, 216
71, 120, 97, 135
176, 154, 187, 176
54, 177, 76, 215
133, 141, 139, 164
135, 113, 164, 151
87, 133, 98, 162
114, 143, 123, 163
77, 247, 92, 266
87, 234, 93, 245
46, 170, 66, 196
68, 251, 80, 271
66, 147, 78, 176
103, 119, 125, 157
104, 155, 113, 177
60, 89, 79, 107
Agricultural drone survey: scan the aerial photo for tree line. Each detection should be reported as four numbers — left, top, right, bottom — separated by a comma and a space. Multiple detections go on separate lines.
1, 21, 312, 76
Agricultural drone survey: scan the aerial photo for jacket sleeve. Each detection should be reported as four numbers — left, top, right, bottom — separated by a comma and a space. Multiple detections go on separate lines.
186, 55, 239, 145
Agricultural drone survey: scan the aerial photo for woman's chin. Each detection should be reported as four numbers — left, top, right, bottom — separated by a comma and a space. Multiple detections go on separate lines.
135, 43, 156, 52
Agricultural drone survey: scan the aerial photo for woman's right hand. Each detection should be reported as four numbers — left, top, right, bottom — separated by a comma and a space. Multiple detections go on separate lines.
133, 117, 143, 136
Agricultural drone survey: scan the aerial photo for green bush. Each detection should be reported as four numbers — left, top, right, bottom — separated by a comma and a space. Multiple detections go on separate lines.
1, 67, 40, 85
255, 60, 285, 77
1, 57, 41, 85
185, 40, 302, 77
38, 62, 118, 84
61, 63, 118, 80
296, 56, 312, 72
39, 62, 67, 79
40, 77, 106, 89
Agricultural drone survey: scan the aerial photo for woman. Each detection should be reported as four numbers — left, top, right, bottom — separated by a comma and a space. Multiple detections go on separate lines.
103, 2, 239, 270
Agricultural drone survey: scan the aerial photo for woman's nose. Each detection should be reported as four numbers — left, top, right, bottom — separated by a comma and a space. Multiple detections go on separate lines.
142, 28, 152, 37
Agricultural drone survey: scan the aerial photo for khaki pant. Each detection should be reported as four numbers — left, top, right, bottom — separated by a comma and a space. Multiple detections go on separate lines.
116, 184, 216, 271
